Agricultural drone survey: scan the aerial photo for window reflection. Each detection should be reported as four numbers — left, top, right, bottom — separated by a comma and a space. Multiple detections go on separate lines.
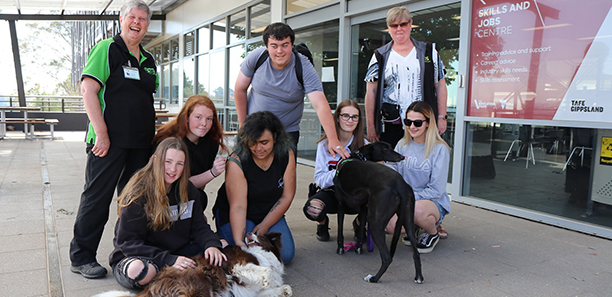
209, 50, 225, 105
286, 0, 333, 15
463, 123, 612, 228
184, 31, 195, 56
212, 19, 226, 48
183, 57, 195, 100
170, 62, 179, 104
294, 20, 339, 159
228, 45, 245, 106
197, 54, 209, 97
230, 10, 246, 44
198, 25, 210, 53
250, 0, 270, 39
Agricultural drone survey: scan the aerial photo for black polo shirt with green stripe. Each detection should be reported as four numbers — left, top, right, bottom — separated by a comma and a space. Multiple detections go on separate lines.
82, 34, 159, 149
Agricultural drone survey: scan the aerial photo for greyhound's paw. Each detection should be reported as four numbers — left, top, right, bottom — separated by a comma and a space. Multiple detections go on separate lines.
355, 246, 362, 255
364, 274, 378, 283
337, 247, 345, 255
414, 275, 424, 284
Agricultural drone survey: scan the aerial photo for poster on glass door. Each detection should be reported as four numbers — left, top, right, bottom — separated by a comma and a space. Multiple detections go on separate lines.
468, 0, 612, 123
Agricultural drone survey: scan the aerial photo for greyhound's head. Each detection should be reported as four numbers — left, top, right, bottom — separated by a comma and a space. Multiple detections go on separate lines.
352, 141, 404, 162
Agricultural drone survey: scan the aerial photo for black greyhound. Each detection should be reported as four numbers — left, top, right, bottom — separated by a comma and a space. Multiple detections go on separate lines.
333, 141, 423, 283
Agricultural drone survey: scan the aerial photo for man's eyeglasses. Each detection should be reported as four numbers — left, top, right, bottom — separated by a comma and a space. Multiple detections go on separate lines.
339, 113, 360, 122
388, 22, 410, 29
403, 118, 427, 127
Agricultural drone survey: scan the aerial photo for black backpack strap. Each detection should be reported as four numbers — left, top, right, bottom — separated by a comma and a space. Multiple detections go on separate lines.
253, 49, 269, 74
293, 48, 304, 87
423, 42, 438, 119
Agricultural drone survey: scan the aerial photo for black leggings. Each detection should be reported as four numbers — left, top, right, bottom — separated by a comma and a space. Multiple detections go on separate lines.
303, 188, 359, 222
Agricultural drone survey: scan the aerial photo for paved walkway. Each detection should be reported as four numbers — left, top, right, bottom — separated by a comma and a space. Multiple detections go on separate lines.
1, 132, 611, 296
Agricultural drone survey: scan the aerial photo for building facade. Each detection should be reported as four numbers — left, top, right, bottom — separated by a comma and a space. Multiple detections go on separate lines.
146, 0, 612, 238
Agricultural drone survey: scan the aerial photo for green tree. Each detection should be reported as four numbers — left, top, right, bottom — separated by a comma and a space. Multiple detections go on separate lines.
19, 21, 79, 96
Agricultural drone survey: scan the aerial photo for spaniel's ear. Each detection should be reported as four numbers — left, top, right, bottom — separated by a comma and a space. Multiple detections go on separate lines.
267, 232, 283, 250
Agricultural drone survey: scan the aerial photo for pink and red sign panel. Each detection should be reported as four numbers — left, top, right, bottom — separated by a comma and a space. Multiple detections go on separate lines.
468, 0, 612, 123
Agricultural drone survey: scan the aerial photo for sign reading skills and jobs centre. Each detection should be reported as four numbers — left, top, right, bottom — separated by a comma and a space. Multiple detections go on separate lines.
468, 0, 612, 123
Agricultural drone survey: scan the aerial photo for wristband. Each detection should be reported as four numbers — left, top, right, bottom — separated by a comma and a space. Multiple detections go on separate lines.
210, 168, 218, 178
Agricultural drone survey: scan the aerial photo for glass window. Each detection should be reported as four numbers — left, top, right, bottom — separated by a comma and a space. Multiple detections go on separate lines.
183, 57, 195, 101
463, 123, 612, 229
171, 62, 179, 104
229, 10, 247, 44
247, 41, 264, 54
294, 20, 339, 159
212, 18, 227, 49
153, 46, 162, 64
197, 54, 209, 97
198, 25, 210, 53
209, 50, 226, 105
162, 64, 170, 100
286, 0, 333, 15
250, 0, 270, 39
184, 31, 195, 57
171, 37, 179, 61
228, 110, 239, 132
162, 42, 170, 63
349, 4, 461, 180
228, 45, 245, 107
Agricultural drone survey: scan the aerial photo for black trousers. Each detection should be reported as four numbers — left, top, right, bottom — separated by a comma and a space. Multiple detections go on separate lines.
70, 143, 150, 266
380, 123, 404, 148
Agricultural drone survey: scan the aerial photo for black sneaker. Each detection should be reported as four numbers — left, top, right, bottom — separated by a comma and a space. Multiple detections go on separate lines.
70, 262, 107, 279
316, 217, 330, 241
403, 227, 424, 246
416, 232, 440, 254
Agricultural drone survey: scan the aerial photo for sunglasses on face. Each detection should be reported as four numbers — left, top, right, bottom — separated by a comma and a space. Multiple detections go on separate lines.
403, 118, 427, 127
389, 21, 410, 29
339, 113, 360, 122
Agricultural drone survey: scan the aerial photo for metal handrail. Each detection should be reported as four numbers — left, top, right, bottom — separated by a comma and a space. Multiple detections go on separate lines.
0, 95, 168, 113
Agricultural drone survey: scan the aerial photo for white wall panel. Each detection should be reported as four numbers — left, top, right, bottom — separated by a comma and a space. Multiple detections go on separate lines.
165, 0, 252, 36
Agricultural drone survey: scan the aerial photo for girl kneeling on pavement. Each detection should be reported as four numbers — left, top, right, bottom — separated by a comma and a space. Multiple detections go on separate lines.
385, 101, 451, 254
109, 137, 225, 289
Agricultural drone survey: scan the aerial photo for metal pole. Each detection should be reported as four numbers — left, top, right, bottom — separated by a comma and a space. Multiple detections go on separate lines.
8, 20, 26, 107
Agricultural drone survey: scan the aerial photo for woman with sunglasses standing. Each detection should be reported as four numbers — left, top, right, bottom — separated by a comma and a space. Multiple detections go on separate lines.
364, 6, 448, 147
385, 101, 450, 254
303, 100, 367, 241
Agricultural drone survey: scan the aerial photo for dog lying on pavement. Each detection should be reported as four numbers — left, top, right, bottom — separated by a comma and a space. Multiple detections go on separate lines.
94, 232, 291, 297
333, 141, 424, 283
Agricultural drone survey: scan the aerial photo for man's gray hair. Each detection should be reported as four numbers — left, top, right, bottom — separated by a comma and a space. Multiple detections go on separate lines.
120, 0, 152, 21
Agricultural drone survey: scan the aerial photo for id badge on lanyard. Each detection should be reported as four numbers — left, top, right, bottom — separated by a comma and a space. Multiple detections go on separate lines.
123, 60, 140, 80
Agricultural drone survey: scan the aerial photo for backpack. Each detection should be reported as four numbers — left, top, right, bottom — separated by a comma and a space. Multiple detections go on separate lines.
253, 43, 314, 87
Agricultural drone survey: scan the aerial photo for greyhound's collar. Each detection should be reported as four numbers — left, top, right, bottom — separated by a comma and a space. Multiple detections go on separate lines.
354, 150, 367, 161
335, 150, 366, 177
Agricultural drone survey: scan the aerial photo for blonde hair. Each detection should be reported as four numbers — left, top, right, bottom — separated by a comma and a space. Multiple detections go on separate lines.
386, 6, 413, 26
117, 137, 191, 231
398, 101, 449, 159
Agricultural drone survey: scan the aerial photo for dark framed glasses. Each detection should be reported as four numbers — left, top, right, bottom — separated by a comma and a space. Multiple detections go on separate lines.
339, 113, 360, 122
388, 21, 410, 29
403, 118, 427, 127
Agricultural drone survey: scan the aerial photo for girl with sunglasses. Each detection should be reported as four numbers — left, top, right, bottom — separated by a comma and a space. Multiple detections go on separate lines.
303, 100, 367, 241
385, 101, 450, 253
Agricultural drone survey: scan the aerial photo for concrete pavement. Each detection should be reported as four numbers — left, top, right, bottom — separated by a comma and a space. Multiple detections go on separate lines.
1, 132, 611, 296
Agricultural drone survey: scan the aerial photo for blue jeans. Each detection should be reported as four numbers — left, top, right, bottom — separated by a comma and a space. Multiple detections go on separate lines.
216, 215, 295, 264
